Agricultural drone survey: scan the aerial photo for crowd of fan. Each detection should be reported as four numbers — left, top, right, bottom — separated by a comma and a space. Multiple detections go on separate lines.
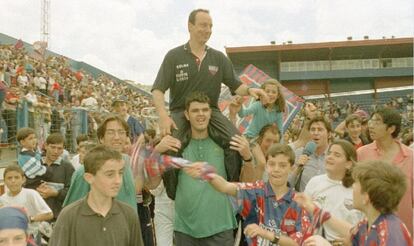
0, 44, 154, 149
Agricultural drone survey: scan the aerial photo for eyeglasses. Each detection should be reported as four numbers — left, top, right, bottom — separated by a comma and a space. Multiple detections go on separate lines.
105, 129, 127, 136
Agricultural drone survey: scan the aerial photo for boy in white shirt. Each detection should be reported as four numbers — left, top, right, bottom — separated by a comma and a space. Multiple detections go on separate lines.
1, 165, 53, 242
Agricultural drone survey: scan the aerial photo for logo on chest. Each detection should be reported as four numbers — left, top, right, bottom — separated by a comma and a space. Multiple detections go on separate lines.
208, 65, 218, 76
176, 64, 189, 82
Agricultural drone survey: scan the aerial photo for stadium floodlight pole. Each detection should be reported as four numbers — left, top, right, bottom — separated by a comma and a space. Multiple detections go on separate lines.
40, 0, 51, 48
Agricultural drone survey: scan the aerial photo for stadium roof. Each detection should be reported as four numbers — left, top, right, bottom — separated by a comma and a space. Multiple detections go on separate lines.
225, 37, 413, 63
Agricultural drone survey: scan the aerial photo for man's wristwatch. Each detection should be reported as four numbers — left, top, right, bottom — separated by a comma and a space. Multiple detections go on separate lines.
271, 231, 280, 244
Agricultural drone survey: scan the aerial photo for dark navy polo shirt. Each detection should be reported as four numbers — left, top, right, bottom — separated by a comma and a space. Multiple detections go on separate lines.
152, 43, 242, 112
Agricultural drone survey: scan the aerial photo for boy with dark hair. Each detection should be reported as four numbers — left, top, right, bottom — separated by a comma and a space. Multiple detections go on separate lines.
357, 107, 413, 233
32, 133, 74, 220
49, 145, 144, 246
1, 165, 54, 244
343, 114, 369, 149
291, 116, 332, 192
148, 91, 247, 245
186, 143, 313, 245
16, 127, 51, 188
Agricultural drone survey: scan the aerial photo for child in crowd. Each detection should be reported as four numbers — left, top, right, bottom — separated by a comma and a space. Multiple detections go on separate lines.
240, 124, 280, 182
70, 134, 89, 170
296, 160, 412, 246
0, 165, 53, 244
230, 79, 286, 139
16, 127, 51, 189
0, 207, 37, 246
304, 140, 362, 242
49, 145, 144, 246
186, 143, 313, 245
71, 141, 96, 170
343, 115, 369, 149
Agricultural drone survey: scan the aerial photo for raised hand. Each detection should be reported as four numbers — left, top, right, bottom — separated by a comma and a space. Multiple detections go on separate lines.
230, 134, 251, 161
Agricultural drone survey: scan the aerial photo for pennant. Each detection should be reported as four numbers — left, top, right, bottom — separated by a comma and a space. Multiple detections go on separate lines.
219, 64, 304, 134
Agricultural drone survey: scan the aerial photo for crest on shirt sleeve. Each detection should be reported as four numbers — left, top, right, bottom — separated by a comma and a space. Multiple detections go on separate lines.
208, 65, 219, 76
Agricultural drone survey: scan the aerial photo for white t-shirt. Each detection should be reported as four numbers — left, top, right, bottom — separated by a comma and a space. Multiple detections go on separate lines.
304, 174, 363, 241
17, 75, 29, 87
1, 188, 52, 236
81, 96, 98, 108
0, 188, 52, 216
38, 76, 47, 90
71, 154, 81, 170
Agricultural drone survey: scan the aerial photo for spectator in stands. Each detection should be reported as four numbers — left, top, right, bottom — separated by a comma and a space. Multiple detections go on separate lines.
0, 207, 37, 246
290, 116, 332, 192
357, 107, 413, 233
80, 91, 98, 110
17, 69, 29, 88
152, 9, 267, 201
50, 78, 60, 102
304, 140, 362, 242
112, 96, 145, 143
3, 86, 19, 143
49, 145, 144, 246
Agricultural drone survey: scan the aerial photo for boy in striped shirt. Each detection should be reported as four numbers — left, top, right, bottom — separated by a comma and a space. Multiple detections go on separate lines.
17, 127, 51, 189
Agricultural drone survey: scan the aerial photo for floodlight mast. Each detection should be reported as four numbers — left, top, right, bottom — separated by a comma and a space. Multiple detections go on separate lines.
40, 0, 50, 48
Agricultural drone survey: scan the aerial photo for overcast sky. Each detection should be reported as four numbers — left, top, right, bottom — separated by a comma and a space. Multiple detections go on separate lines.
1, 0, 413, 85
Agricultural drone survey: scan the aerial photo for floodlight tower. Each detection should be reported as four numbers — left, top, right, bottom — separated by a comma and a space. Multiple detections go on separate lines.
40, 0, 50, 48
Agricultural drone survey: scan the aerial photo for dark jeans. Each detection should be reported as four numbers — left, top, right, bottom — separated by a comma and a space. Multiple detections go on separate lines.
137, 202, 155, 246
175, 229, 234, 246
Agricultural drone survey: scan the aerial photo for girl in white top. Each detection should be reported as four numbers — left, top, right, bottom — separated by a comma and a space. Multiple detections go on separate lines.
304, 140, 363, 242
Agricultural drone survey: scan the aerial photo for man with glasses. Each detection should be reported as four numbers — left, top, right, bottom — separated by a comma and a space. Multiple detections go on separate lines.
357, 107, 413, 234
63, 116, 136, 208
63, 115, 150, 244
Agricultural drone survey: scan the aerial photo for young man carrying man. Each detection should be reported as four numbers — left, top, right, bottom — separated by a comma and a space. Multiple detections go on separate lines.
148, 92, 251, 245
186, 143, 313, 246
357, 107, 413, 234
49, 145, 143, 246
